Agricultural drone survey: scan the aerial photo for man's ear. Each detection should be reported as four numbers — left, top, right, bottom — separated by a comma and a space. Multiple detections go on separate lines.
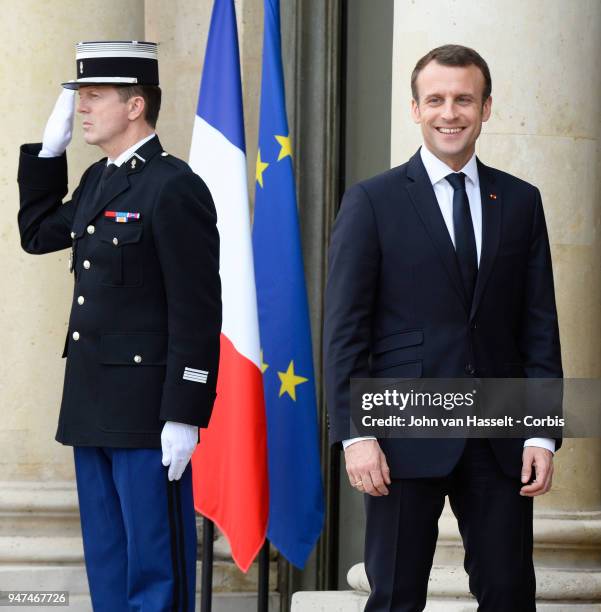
482, 95, 492, 123
128, 96, 146, 122
411, 98, 421, 125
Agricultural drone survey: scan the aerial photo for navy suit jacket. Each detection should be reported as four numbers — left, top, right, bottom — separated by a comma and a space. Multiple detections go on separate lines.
323, 148, 562, 478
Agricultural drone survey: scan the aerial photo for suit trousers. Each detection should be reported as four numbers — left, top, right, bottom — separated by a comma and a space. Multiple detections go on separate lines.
364, 439, 535, 612
73, 447, 196, 612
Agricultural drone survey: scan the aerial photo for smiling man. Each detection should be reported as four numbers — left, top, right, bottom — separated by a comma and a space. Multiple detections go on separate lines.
324, 45, 562, 611
17, 41, 221, 611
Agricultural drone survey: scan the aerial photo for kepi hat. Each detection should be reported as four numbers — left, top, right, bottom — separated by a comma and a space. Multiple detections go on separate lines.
62, 40, 159, 89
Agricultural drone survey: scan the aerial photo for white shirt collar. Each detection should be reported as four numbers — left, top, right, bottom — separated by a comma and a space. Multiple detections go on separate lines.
419, 144, 479, 187
108, 133, 156, 167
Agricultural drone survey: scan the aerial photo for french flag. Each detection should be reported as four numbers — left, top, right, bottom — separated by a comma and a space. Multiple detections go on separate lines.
188, 0, 269, 572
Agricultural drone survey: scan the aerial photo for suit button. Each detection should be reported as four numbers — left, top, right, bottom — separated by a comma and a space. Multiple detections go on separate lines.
83, 260, 91, 270
87, 225, 95, 234
134, 355, 142, 364
77, 296, 85, 305
72, 331, 80, 341
465, 363, 475, 375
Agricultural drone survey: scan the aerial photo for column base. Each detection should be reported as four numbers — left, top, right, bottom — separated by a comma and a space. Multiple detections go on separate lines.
346, 563, 601, 602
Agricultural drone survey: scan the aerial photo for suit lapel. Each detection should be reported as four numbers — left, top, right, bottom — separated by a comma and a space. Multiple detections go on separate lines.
79, 135, 164, 228
405, 150, 469, 313
470, 159, 501, 321
72, 163, 104, 235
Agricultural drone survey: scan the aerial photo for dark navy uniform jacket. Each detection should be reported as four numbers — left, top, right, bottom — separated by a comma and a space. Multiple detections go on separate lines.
18, 136, 222, 448
324, 149, 562, 479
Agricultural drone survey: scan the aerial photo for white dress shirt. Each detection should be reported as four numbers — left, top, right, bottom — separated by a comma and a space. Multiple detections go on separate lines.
343, 145, 554, 455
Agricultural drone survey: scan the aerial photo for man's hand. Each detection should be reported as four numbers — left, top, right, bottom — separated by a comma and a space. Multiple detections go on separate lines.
39, 88, 76, 158
344, 439, 391, 496
161, 421, 199, 481
520, 446, 554, 497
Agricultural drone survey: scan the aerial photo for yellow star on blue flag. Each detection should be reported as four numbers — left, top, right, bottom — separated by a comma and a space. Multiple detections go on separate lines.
275, 134, 292, 161
256, 148, 269, 187
277, 360, 308, 401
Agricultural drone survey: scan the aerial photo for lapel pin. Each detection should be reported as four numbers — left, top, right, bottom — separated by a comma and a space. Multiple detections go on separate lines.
489, 193, 497, 200
130, 158, 137, 169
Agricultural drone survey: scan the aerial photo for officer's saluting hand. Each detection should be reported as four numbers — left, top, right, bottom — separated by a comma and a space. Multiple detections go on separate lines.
39, 88, 76, 158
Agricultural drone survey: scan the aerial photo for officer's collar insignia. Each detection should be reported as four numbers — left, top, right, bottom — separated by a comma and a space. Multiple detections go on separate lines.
125, 151, 147, 173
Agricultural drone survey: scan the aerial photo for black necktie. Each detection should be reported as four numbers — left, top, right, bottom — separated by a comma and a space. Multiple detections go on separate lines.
94, 163, 118, 204
99, 163, 117, 194
445, 172, 478, 303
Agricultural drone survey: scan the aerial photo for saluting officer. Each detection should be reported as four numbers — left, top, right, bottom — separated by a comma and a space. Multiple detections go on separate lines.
17, 41, 221, 611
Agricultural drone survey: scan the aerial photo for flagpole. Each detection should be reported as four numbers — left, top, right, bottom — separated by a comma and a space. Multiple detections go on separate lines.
201, 518, 214, 612
257, 538, 270, 612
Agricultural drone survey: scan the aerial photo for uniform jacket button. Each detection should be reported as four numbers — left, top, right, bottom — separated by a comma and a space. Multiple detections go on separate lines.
87, 225, 95, 234
134, 355, 142, 364
112, 237, 119, 246
70, 231, 76, 239
83, 260, 91, 269
72, 331, 80, 341
77, 296, 85, 305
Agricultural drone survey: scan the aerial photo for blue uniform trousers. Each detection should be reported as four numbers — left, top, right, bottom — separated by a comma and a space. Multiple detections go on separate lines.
73, 447, 196, 612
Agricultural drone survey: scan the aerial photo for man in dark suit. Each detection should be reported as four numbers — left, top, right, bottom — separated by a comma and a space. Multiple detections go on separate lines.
17, 41, 221, 611
324, 44, 562, 611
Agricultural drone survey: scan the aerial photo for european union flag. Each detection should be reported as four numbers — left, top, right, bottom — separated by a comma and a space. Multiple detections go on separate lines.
252, 0, 325, 568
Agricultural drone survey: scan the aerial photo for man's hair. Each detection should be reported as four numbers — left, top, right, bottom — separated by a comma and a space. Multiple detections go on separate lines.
116, 85, 162, 128
411, 44, 491, 105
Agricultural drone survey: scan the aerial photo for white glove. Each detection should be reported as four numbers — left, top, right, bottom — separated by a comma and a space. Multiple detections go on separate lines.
39, 88, 76, 158
161, 421, 199, 481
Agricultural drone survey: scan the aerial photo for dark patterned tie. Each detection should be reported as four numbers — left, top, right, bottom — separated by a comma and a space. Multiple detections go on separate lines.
445, 172, 478, 303
98, 163, 117, 196
91, 163, 118, 212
